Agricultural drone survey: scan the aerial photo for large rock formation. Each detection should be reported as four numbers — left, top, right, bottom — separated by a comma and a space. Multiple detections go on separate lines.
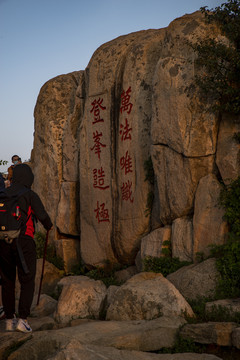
31, 11, 239, 268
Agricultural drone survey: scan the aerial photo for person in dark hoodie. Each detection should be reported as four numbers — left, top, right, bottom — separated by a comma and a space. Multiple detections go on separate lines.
0, 164, 52, 333
0, 173, 6, 320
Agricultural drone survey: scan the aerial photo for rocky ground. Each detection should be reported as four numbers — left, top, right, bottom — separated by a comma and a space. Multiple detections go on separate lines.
1, 315, 240, 360
2, 258, 240, 359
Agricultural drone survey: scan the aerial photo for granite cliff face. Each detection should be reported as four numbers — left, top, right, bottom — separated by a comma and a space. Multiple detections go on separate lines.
31, 11, 240, 269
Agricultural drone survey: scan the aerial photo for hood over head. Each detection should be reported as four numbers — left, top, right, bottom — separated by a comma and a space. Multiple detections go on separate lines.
0, 173, 5, 192
12, 164, 34, 189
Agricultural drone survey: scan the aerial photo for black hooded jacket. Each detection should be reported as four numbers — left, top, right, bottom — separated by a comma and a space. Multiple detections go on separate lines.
5, 164, 52, 238
0, 174, 5, 193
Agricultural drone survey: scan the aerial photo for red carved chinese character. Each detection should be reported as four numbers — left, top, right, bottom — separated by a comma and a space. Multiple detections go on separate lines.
120, 86, 133, 114
119, 118, 132, 141
120, 150, 133, 175
90, 98, 106, 124
93, 167, 110, 190
121, 180, 134, 203
94, 201, 110, 223
90, 131, 106, 159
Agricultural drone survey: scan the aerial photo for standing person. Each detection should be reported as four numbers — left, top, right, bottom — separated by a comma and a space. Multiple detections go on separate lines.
7, 155, 22, 184
0, 164, 52, 333
0, 174, 6, 320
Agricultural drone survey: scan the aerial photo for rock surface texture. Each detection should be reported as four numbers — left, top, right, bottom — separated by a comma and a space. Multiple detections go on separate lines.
2, 262, 240, 359
31, 11, 239, 270
1, 269, 238, 359
3, 9, 240, 360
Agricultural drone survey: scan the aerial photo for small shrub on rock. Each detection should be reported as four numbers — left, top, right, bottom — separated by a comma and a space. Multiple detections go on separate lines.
186, 296, 240, 324
86, 263, 124, 287
208, 176, 240, 298
189, 0, 240, 115
143, 256, 191, 277
156, 334, 206, 354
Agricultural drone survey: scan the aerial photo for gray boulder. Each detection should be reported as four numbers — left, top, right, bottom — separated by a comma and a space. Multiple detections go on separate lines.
54, 276, 107, 324
106, 272, 194, 321
167, 258, 219, 301
180, 322, 238, 346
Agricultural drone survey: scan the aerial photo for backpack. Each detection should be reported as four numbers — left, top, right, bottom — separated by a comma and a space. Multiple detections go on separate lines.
0, 188, 29, 243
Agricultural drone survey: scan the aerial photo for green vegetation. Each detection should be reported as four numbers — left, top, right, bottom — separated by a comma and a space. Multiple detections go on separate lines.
35, 232, 125, 287
145, 191, 154, 218
86, 265, 124, 287
209, 235, 240, 298
69, 261, 86, 276
207, 176, 240, 299
143, 240, 191, 277
189, 0, 240, 115
143, 1, 240, 286
143, 174, 240, 318
34, 231, 65, 271
190, 2, 240, 296
219, 176, 240, 236
156, 333, 206, 354
189, 0, 240, 302
143, 255, 191, 277
186, 296, 214, 323
156, 333, 240, 358
186, 296, 240, 324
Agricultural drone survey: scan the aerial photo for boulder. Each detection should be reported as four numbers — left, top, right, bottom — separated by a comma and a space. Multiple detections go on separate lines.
28, 316, 56, 332
56, 182, 80, 236
79, 28, 165, 266
16, 259, 63, 308
32, 71, 84, 240
5, 316, 186, 358
151, 44, 218, 157
35, 259, 63, 297
47, 343, 223, 360
106, 272, 194, 321
135, 250, 142, 272
166, 258, 219, 301
0, 331, 32, 360
205, 298, 240, 315
151, 145, 215, 224
232, 327, 240, 349
31, 294, 57, 318
193, 174, 229, 259
106, 285, 119, 309
32, 11, 229, 267
180, 322, 238, 346
140, 226, 171, 260
55, 238, 80, 273
171, 217, 193, 262
115, 266, 138, 283
54, 276, 107, 324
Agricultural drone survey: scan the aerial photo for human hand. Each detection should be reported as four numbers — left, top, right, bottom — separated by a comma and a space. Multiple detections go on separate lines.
4, 180, 10, 188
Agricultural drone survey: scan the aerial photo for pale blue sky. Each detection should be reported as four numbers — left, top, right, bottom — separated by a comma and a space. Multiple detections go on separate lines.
0, 0, 222, 173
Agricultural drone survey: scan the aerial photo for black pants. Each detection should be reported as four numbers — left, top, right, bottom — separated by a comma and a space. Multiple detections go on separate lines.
0, 236, 36, 319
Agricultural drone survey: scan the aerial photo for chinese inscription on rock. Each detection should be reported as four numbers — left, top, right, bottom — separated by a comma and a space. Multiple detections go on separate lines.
90, 97, 110, 223
119, 86, 134, 203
